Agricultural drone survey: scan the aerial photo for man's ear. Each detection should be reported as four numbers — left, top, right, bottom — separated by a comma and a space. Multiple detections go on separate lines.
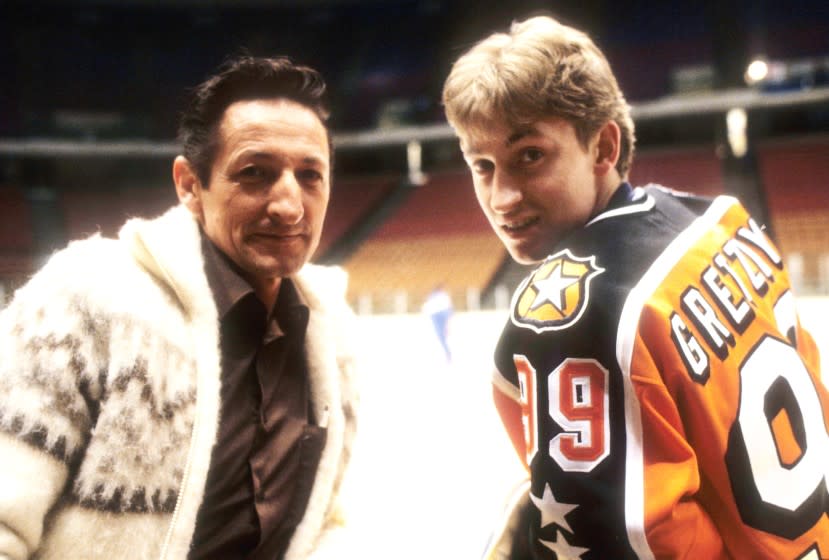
172, 156, 204, 219
593, 120, 621, 177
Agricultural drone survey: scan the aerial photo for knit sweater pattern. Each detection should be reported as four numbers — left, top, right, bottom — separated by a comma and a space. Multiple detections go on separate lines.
0, 205, 358, 560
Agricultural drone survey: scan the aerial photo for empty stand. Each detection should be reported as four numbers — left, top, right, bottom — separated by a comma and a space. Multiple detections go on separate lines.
628, 145, 724, 196
61, 185, 177, 241
0, 185, 35, 283
314, 173, 398, 260
757, 136, 829, 291
368, 170, 492, 239
0, 185, 34, 251
757, 136, 829, 216
342, 170, 505, 311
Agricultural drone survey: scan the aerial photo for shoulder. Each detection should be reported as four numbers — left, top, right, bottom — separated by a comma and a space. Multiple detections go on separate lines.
6, 232, 180, 324
295, 263, 350, 311
294, 263, 356, 353
14, 235, 129, 300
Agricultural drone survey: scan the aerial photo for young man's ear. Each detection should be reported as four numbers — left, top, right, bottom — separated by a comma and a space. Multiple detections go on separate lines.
593, 120, 621, 178
172, 156, 204, 219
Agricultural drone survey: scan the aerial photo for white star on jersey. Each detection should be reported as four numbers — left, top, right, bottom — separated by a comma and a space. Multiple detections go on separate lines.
529, 483, 578, 532
529, 263, 580, 312
539, 530, 590, 559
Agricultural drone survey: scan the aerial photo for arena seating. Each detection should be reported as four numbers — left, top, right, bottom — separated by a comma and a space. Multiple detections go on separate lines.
314, 173, 398, 260
3, 139, 828, 307
757, 136, 829, 290
0, 185, 34, 284
628, 145, 724, 196
341, 169, 505, 311
758, 136, 829, 217
61, 185, 176, 241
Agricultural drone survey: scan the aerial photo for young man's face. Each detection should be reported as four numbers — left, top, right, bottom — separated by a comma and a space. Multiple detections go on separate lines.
458, 116, 608, 265
190, 98, 330, 290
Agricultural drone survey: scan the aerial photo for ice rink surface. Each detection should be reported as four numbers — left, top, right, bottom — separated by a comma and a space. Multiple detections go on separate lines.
336, 299, 829, 559
337, 310, 525, 559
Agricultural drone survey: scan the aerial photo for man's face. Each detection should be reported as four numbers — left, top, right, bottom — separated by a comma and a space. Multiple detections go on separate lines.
458, 116, 605, 265
193, 98, 330, 287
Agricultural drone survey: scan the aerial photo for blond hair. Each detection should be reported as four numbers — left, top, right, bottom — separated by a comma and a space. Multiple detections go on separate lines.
442, 15, 635, 177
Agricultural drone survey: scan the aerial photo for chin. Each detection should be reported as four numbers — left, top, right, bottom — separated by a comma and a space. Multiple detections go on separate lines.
267, 260, 306, 278
511, 254, 545, 266
505, 245, 547, 266
243, 257, 306, 282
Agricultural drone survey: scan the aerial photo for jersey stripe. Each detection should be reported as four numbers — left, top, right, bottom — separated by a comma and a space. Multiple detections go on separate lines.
615, 195, 738, 559
585, 190, 655, 227
493, 367, 522, 402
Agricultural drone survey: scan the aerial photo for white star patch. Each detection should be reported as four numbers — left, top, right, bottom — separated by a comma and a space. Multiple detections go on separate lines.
529, 263, 580, 312
539, 530, 590, 559
529, 483, 578, 532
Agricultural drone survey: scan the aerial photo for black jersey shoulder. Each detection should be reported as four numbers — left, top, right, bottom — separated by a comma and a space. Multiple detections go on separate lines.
574, 185, 713, 278
495, 186, 719, 383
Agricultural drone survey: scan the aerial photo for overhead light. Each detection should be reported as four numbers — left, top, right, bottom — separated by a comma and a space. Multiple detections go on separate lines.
406, 140, 427, 186
744, 59, 769, 85
726, 108, 748, 158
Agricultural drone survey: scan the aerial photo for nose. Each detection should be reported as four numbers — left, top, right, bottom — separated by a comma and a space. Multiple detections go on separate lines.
266, 172, 304, 225
490, 171, 523, 214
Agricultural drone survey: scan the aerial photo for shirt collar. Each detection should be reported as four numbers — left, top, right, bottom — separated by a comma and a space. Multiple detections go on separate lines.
200, 228, 309, 343
200, 229, 256, 320
271, 275, 310, 344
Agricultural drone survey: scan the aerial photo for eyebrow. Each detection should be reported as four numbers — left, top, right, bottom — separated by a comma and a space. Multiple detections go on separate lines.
463, 126, 539, 155
235, 150, 327, 168
505, 127, 538, 147
299, 155, 326, 167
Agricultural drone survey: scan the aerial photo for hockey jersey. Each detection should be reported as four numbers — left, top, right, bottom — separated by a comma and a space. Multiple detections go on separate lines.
492, 185, 829, 559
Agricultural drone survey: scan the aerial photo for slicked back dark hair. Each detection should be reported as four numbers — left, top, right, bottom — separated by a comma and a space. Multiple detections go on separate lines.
177, 55, 332, 186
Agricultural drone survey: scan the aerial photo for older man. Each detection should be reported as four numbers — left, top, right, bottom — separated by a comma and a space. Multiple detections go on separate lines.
0, 56, 358, 560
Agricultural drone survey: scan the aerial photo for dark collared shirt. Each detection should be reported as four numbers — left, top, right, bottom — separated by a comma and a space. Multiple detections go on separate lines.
189, 234, 326, 560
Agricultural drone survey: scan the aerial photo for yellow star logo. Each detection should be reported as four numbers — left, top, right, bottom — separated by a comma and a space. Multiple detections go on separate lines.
512, 249, 604, 333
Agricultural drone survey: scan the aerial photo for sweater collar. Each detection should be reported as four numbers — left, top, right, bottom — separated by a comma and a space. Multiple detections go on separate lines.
118, 204, 213, 320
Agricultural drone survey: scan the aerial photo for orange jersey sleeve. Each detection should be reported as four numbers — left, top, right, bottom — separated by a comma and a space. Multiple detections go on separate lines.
619, 197, 829, 558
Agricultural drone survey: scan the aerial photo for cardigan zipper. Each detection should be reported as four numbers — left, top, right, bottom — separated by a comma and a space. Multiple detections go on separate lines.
159, 414, 199, 559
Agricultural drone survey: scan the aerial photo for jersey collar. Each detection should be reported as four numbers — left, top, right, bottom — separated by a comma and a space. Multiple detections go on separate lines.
586, 182, 655, 227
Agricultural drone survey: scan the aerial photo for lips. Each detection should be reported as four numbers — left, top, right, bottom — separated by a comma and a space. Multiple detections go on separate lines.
501, 216, 539, 233
250, 229, 307, 239
248, 231, 308, 248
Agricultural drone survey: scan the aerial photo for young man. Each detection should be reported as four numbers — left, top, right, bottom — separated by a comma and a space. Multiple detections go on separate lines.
0, 56, 359, 559
443, 15, 829, 559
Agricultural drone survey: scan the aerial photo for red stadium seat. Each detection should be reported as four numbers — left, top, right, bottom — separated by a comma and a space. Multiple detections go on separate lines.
628, 146, 724, 196
314, 174, 398, 259
0, 186, 35, 282
342, 170, 505, 311
757, 136, 829, 290
61, 186, 177, 241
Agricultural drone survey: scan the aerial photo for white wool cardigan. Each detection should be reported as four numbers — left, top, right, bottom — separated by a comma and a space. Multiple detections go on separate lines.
0, 205, 359, 560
